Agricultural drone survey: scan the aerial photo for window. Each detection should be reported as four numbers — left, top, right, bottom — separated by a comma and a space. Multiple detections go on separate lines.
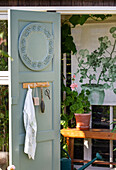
0, 18, 9, 169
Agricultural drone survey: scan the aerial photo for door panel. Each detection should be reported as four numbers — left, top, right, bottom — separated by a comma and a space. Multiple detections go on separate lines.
19, 141, 53, 170
9, 10, 60, 170
18, 21, 53, 72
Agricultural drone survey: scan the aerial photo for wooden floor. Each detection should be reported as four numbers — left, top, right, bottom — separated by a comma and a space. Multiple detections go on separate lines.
74, 165, 116, 170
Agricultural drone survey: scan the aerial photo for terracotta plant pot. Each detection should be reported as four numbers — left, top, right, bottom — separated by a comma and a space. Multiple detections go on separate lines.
75, 113, 91, 130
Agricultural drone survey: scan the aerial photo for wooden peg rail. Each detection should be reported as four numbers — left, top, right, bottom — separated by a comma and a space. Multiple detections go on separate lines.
23, 82, 50, 88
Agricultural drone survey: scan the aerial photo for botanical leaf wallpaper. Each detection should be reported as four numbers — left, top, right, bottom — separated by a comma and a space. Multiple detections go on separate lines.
71, 21, 116, 105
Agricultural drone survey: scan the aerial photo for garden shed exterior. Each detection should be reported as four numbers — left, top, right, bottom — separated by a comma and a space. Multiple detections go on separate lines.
0, 2, 116, 170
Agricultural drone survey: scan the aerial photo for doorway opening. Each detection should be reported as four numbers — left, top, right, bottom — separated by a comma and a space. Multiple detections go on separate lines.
0, 8, 116, 170
61, 13, 116, 169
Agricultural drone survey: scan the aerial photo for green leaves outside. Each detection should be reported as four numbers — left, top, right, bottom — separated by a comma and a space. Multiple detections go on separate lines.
61, 14, 111, 55
63, 86, 91, 115
69, 15, 90, 27
0, 86, 9, 151
61, 24, 77, 54
62, 36, 77, 54
90, 14, 112, 21
68, 15, 111, 28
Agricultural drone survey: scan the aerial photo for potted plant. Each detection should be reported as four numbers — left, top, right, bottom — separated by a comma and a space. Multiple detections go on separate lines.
61, 75, 91, 130
75, 27, 116, 105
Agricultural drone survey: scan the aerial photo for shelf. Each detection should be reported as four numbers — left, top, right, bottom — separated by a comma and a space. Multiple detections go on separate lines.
61, 128, 116, 140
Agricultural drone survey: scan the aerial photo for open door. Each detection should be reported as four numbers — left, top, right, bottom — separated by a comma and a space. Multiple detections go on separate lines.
8, 10, 60, 170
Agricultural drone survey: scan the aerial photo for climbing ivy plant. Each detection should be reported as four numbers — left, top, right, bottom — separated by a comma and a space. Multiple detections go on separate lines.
61, 14, 112, 55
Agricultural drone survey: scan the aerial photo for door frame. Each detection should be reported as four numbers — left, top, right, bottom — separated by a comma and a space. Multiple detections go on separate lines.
0, 6, 116, 14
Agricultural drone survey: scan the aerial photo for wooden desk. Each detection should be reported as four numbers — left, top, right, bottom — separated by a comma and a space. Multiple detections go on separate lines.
61, 128, 116, 170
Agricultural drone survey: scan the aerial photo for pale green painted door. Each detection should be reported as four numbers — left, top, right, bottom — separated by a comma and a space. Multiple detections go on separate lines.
9, 10, 60, 170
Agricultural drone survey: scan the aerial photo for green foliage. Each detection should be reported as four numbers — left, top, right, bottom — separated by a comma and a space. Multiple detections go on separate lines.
69, 14, 111, 28
90, 14, 112, 21
60, 135, 68, 157
61, 24, 77, 54
61, 85, 91, 129
69, 15, 90, 27
61, 14, 112, 55
76, 27, 116, 93
0, 86, 9, 151
0, 20, 8, 71
65, 87, 91, 114
0, 21, 9, 151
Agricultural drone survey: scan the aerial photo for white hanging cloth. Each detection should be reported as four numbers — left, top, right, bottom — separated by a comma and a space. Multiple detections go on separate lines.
23, 85, 37, 160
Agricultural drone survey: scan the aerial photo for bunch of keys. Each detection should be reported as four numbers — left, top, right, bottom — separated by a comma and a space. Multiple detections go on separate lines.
44, 89, 50, 100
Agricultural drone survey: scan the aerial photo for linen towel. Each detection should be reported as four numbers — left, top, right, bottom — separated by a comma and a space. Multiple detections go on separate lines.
23, 85, 37, 160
